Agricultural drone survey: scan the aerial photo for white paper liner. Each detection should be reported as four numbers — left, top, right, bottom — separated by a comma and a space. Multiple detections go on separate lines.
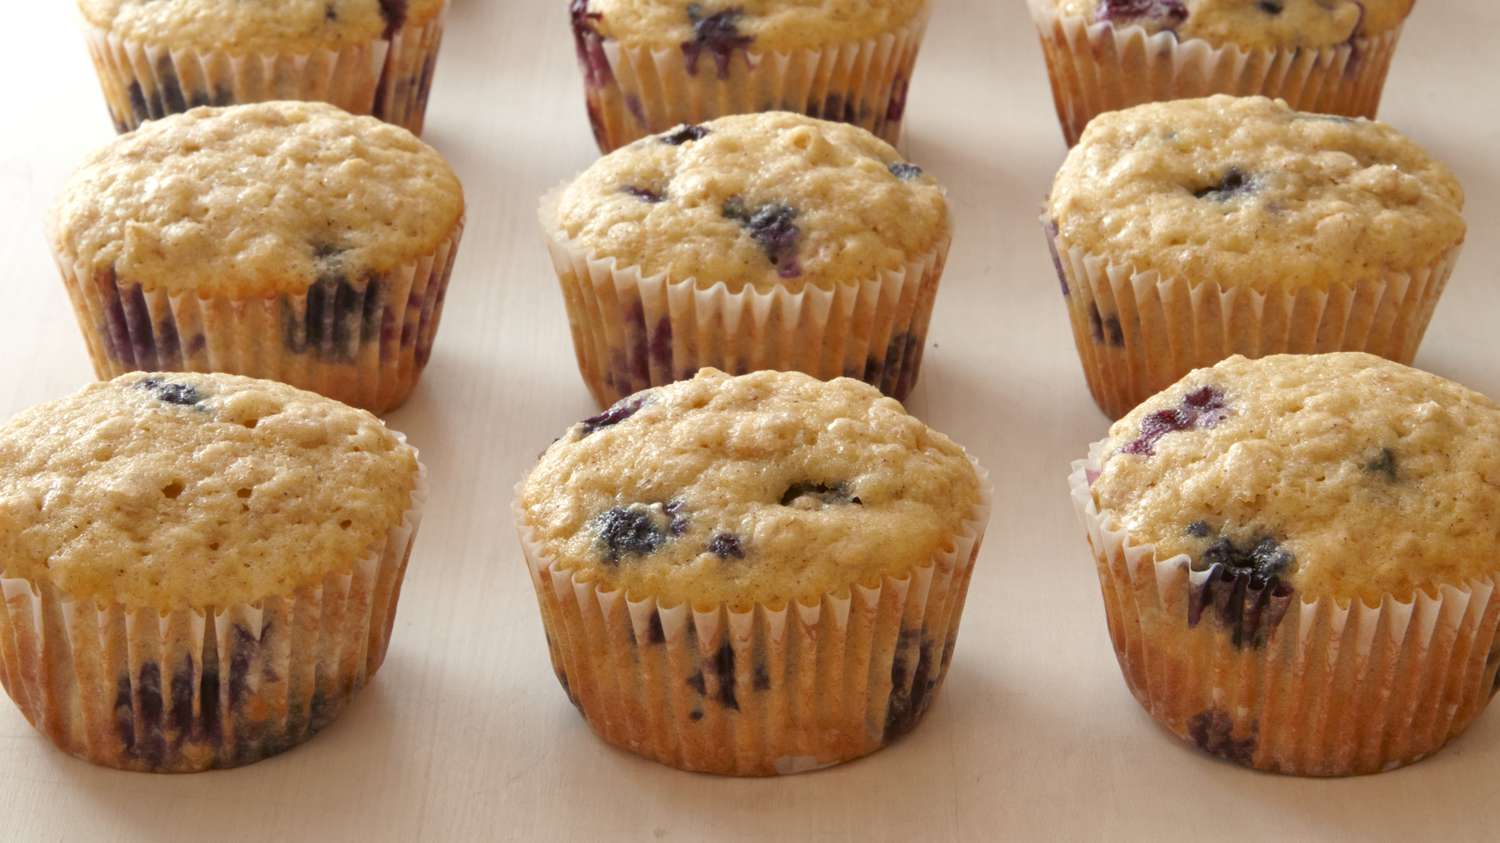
53, 219, 464, 415
572, 8, 929, 152
1027, 2, 1405, 145
540, 191, 949, 407
513, 457, 991, 776
0, 445, 427, 773
1047, 227, 1462, 419
82, 5, 446, 134
1069, 449, 1500, 776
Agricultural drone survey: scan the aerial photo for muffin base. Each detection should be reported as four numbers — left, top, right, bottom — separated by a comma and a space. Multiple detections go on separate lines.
53, 219, 464, 416
0, 451, 427, 773
542, 192, 948, 408
1027, 2, 1404, 145
1069, 453, 1500, 776
1047, 226, 1462, 419
514, 459, 991, 776
83, 5, 446, 134
571, 7, 928, 152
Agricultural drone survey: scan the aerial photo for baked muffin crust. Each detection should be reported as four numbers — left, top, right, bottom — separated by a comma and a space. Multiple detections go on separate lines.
1046, 0, 1411, 49
552, 112, 946, 293
579, 0, 926, 51
1047, 96, 1464, 293
0, 373, 419, 612
520, 369, 981, 608
78, 0, 447, 53
1090, 353, 1500, 605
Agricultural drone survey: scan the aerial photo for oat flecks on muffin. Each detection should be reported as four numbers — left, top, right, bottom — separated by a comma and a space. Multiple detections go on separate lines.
1049, 0, 1411, 48
552, 112, 947, 292
78, 0, 446, 51
520, 369, 981, 608
575, 0, 927, 52
1047, 95, 1465, 292
50, 101, 464, 296
0, 373, 419, 612
1091, 353, 1500, 605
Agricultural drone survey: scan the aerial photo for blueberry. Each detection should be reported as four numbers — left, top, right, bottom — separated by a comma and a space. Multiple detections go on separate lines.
1187, 709, 1257, 766
1088, 302, 1125, 347
570, 0, 614, 89
682, 4, 754, 78
169, 656, 195, 738
113, 674, 136, 753
661, 124, 709, 145
1121, 385, 1228, 456
155, 55, 187, 115
325, 1, 338, 21
1365, 448, 1398, 481
136, 377, 202, 406
1187, 529, 1297, 648
579, 394, 647, 436
1257, 0, 1283, 13
722, 197, 802, 278
377, 0, 408, 38
127, 80, 151, 125
1193, 167, 1255, 202
595, 505, 669, 563
712, 642, 738, 709
780, 482, 861, 507
1201, 535, 1293, 585
888, 162, 923, 181
664, 499, 690, 536
707, 533, 745, 559
621, 185, 666, 203
1095, 0, 1188, 26
1186, 520, 1211, 538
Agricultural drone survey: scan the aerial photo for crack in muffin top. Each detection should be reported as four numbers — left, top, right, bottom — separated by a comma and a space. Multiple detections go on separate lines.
576, 0, 927, 51
50, 101, 464, 296
519, 368, 981, 609
0, 373, 420, 613
1090, 353, 1500, 605
1046, 96, 1464, 293
551, 112, 947, 293
78, 0, 447, 52
1043, 0, 1411, 49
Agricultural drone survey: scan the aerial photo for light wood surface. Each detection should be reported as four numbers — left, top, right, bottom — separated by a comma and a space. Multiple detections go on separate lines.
3, 2, 1499, 840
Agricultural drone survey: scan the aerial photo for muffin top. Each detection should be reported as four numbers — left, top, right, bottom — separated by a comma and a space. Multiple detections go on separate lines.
1047, 96, 1464, 293
1089, 353, 1500, 606
51, 101, 464, 297
573, 0, 927, 52
1042, 0, 1410, 49
78, 0, 446, 53
519, 369, 982, 609
0, 373, 420, 613
551, 112, 947, 293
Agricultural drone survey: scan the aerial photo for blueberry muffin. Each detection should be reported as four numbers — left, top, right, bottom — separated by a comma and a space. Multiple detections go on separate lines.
80, 0, 448, 134
1045, 95, 1465, 419
570, 0, 930, 151
0, 372, 425, 772
541, 111, 949, 407
515, 368, 990, 775
1028, 0, 1416, 144
49, 101, 466, 414
1071, 353, 1500, 776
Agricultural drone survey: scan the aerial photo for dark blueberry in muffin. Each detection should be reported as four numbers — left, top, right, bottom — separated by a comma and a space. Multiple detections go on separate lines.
570, 0, 615, 89
682, 4, 755, 78
664, 499, 690, 536
594, 504, 669, 563
707, 532, 745, 560
1095, 0, 1188, 26
621, 185, 666, 203
1122, 386, 1228, 455
1186, 520, 1211, 538
377, 0, 408, 38
1365, 447, 1398, 481
780, 482, 861, 507
1201, 535, 1294, 586
1187, 530, 1296, 647
136, 377, 202, 407
325, 1, 338, 21
155, 55, 187, 115
1257, 0, 1284, 14
722, 197, 802, 278
1088, 303, 1125, 347
661, 124, 710, 145
580, 394, 648, 436
888, 162, 923, 181
1188, 709, 1257, 766
127, 80, 151, 124
1194, 167, 1255, 202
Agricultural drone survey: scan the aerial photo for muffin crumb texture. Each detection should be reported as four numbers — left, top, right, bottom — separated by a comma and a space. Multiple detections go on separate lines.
0, 373, 419, 612
578, 0, 927, 51
1048, 0, 1411, 49
521, 369, 981, 607
553, 112, 947, 292
1047, 96, 1464, 292
78, 0, 446, 52
1092, 353, 1500, 604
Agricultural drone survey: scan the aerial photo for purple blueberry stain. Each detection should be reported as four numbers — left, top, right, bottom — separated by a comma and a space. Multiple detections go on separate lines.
621, 185, 666, 203
712, 641, 739, 710
1045, 219, 1068, 296
1186, 520, 1211, 538
681, 4, 754, 79
1121, 385, 1229, 456
722, 197, 802, 278
1365, 448, 1398, 482
135, 377, 202, 407
1188, 709, 1257, 766
661, 124, 709, 145
377, 0, 408, 38
1185, 526, 1296, 648
889, 162, 923, 180
569, 0, 615, 89
664, 499, 690, 536
707, 533, 745, 560
1257, 0, 1283, 13
780, 482, 861, 507
1095, 0, 1189, 27
594, 504, 670, 563
1194, 167, 1256, 202
1088, 302, 1125, 347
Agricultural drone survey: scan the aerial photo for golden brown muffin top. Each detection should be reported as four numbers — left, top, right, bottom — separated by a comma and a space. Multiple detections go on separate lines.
1047, 96, 1464, 293
1090, 353, 1500, 605
78, 0, 446, 53
551, 112, 947, 293
0, 373, 420, 613
50, 101, 463, 296
1041, 0, 1411, 49
577, 0, 927, 52
520, 369, 982, 609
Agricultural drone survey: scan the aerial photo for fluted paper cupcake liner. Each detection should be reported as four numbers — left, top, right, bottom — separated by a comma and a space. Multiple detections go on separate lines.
541, 192, 948, 408
0, 450, 427, 773
1069, 451, 1500, 776
53, 220, 464, 415
513, 460, 990, 776
1047, 226, 1462, 419
83, 5, 446, 134
1027, 2, 1404, 145
572, 8, 929, 152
